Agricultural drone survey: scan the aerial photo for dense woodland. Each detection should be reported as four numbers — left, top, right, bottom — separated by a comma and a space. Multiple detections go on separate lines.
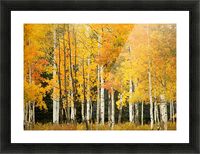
24, 24, 176, 130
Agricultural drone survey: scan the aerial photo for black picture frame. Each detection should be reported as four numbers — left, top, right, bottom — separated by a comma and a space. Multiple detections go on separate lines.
0, 0, 199, 153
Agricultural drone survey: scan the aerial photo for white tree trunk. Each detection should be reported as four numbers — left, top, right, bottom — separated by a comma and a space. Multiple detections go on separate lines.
118, 93, 123, 124
96, 35, 101, 124
86, 58, 91, 122
52, 28, 57, 123
154, 100, 160, 129
33, 102, 35, 124
28, 64, 32, 127
28, 64, 35, 128
154, 101, 157, 123
135, 103, 139, 125
81, 100, 85, 122
70, 90, 75, 121
67, 57, 75, 122
97, 65, 100, 124
129, 80, 133, 122
148, 66, 153, 129
170, 101, 173, 122
148, 49, 153, 129
90, 103, 93, 130
24, 103, 28, 128
160, 95, 168, 130
156, 104, 160, 124
108, 93, 111, 127
147, 24, 154, 130
100, 66, 104, 124
132, 104, 135, 123
154, 101, 160, 125
141, 102, 144, 125
111, 87, 115, 128
86, 101, 90, 122
28, 102, 32, 123
53, 100, 59, 124
67, 90, 71, 121
53, 27, 59, 124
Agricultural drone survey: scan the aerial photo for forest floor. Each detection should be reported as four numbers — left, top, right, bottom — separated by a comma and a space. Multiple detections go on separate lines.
29, 122, 176, 130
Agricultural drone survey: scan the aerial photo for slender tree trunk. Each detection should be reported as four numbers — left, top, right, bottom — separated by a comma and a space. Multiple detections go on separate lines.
160, 95, 168, 130
96, 35, 101, 125
67, 90, 71, 122
69, 68, 74, 122
118, 93, 123, 124
160, 46, 168, 130
69, 68, 74, 121
154, 100, 160, 129
129, 80, 133, 122
73, 25, 78, 124
172, 102, 175, 123
128, 46, 134, 123
156, 104, 160, 124
82, 58, 89, 130
132, 104, 135, 123
86, 99, 90, 122
147, 25, 154, 130
135, 103, 139, 125
24, 102, 28, 129
170, 101, 173, 122
67, 97, 70, 123
90, 103, 93, 129
67, 24, 76, 123
28, 64, 35, 128
64, 108, 67, 123
28, 101, 32, 123
97, 65, 100, 124
70, 89, 75, 121
100, 29, 105, 125
100, 66, 105, 125
56, 99, 59, 124
149, 97, 154, 129
111, 87, 115, 129
154, 101, 157, 123
141, 102, 144, 126
81, 100, 85, 122
33, 102, 35, 124
90, 103, 93, 120
28, 102, 33, 129
53, 27, 59, 124
86, 58, 91, 123
58, 39, 63, 123
28, 64, 32, 122
27, 64, 32, 129
108, 93, 111, 127
63, 24, 69, 124
25, 102, 30, 129
26, 39, 34, 129
154, 99, 160, 127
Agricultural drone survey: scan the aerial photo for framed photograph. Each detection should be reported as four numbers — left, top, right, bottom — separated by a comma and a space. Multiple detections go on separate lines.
1, 0, 199, 153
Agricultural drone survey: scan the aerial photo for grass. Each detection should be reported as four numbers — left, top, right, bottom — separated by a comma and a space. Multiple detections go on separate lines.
29, 122, 176, 131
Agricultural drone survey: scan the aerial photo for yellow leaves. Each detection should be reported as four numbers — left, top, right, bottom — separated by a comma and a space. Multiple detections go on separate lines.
24, 24, 176, 111
166, 80, 176, 101
116, 92, 128, 109
129, 81, 148, 103
24, 81, 48, 110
